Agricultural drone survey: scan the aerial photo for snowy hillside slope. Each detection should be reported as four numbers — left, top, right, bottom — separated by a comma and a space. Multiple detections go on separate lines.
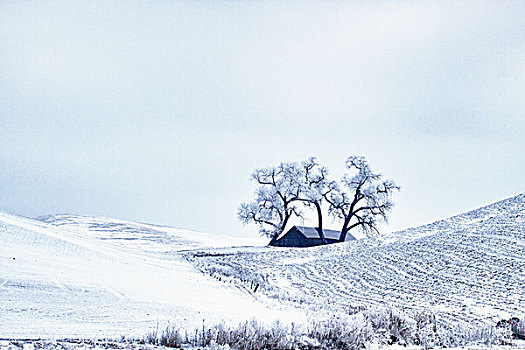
37, 214, 266, 254
189, 193, 525, 329
0, 213, 301, 339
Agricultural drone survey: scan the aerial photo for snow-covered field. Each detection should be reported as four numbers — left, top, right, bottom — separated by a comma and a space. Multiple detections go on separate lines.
1, 193, 524, 347
189, 193, 525, 330
0, 213, 300, 339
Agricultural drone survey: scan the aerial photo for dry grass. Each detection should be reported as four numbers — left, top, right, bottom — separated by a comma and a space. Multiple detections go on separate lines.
143, 308, 519, 349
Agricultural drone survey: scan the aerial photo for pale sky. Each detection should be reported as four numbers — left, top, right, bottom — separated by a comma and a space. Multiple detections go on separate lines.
1, 1, 524, 237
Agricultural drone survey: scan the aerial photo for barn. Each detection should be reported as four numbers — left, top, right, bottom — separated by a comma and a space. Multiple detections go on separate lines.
270, 225, 356, 247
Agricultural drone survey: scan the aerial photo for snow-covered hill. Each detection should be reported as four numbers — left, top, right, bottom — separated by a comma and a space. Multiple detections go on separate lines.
1, 194, 523, 340
0, 213, 298, 339
190, 193, 525, 329
37, 213, 266, 253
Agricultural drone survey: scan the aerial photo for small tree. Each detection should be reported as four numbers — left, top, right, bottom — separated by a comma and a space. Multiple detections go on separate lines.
325, 156, 399, 241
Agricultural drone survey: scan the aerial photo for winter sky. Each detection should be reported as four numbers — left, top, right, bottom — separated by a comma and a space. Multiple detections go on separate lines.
1, 1, 524, 237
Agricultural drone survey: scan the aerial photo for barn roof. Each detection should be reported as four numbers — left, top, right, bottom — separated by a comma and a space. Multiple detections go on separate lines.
277, 226, 357, 241
295, 226, 342, 240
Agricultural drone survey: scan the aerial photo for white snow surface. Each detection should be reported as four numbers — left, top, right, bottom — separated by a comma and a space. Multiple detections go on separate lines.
0, 213, 300, 339
1, 193, 524, 340
190, 193, 525, 329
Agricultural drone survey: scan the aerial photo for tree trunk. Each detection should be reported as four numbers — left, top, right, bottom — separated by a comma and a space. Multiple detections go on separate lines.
315, 202, 327, 244
339, 215, 351, 242
268, 231, 281, 246
268, 213, 291, 246
339, 228, 348, 242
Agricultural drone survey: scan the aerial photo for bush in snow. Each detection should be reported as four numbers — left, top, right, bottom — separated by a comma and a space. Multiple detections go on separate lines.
143, 308, 516, 350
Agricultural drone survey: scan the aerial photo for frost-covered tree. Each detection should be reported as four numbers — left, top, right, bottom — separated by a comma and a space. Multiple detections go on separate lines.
295, 157, 332, 244
239, 156, 398, 245
238, 158, 333, 245
324, 156, 399, 241
238, 162, 305, 245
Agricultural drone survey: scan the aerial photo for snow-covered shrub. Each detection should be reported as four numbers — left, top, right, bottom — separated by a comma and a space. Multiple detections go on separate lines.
144, 310, 518, 349
363, 307, 415, 345
516, 318, 525, 340
495, 317, 525, 342
147, 319, 298, 350
308, 316, 370, 349
159, 324, 184, 348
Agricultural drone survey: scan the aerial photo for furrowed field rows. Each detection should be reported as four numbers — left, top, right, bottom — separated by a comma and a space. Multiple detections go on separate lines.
189, 194, 525, 329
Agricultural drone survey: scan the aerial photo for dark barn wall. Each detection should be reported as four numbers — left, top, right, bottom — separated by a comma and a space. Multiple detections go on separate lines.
273, 227, 308, 247
271, 227, 340, 248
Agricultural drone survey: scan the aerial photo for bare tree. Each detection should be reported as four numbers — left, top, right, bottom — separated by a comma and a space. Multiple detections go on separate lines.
295, 157, 332, 244
239, 155, 398, 245
325, 156, 399, 241
237, 163, 305, 245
